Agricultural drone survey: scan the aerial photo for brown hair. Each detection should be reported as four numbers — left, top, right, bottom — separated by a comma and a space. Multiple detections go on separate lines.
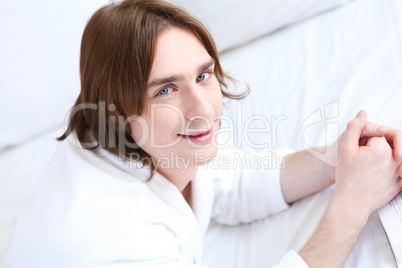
58, 0, 247, 171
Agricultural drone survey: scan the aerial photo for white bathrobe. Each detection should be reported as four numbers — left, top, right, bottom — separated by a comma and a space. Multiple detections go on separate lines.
2, 138, 308, 267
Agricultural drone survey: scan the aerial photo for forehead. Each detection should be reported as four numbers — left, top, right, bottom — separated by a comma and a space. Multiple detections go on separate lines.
149, 27, 212, 81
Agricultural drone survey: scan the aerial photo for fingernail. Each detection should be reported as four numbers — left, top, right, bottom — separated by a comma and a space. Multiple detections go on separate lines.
356, 111, 363, 118
375, 125, 388, 132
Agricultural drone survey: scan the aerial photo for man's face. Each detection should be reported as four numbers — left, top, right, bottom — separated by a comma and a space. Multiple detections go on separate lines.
129, 26, 222, 169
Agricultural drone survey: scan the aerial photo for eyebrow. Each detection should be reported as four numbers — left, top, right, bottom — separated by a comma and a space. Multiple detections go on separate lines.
147, 58, 215, 88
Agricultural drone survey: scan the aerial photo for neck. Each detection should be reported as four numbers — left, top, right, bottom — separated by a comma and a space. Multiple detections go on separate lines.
155, 161, 197, 193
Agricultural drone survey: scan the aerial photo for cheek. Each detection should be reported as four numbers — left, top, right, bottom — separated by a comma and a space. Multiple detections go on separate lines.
129, 109, 182, 149
129, 115, 151, 147
215, 93, 223, 113
151, 107, 185, 136
211, 80, 223, 114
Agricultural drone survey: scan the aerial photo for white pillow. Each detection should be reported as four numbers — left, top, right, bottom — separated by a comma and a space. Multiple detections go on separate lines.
167, 0, 352, 53
0, 0, 109, 151
0, 0, 351, 151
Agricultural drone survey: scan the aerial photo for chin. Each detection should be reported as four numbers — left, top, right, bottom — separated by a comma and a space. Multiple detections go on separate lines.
190, 147, 218, 167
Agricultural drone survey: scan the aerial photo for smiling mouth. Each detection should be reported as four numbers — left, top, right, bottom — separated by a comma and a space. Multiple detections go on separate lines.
178, 129, 213, 144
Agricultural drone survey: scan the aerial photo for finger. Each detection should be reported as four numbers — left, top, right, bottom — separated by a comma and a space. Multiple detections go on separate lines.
383, 127, 402, 161
366, 136, 388, 148
398, 164, 402, 178
361, 122, 402, 161
361, 121, 389, 138
399, 177, 402, 190
341, 110, 368, 153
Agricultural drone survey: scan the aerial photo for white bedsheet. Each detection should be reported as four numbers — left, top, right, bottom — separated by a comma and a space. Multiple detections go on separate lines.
0, 0, 401, 267
203, 0, 402, 267
219, 0, 402, 153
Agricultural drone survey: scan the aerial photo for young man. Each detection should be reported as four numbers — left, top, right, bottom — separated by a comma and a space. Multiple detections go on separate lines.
3, 0, 402, 267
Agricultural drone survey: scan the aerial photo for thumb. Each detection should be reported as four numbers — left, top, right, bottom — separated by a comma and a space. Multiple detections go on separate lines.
341, 110, 368, 154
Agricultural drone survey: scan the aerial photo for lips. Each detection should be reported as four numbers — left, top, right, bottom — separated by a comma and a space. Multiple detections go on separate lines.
178, 129, 213, 144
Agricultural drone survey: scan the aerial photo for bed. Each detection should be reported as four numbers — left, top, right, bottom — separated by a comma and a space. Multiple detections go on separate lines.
1, 0, 401, 267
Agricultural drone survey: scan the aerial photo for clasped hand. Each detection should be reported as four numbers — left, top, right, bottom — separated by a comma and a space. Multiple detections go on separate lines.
334, 110, 402, 218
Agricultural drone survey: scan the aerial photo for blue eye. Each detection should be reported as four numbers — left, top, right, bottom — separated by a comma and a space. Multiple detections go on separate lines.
196, 72, 210, 82
156, 87, 173, 96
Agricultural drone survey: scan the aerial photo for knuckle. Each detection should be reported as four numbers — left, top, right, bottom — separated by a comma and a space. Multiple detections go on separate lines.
347, 120, 357, 130
377, 142, 392, 157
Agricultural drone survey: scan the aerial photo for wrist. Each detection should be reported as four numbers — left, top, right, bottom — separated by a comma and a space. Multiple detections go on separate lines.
299, 193, 368, 267
321, 159, 336, 184
319, 142, 338, 184
330, 189, 371, 225
314, 145, 336, 184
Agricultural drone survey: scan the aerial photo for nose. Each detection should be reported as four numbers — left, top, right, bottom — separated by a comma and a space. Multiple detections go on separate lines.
183, 86, 214, 121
